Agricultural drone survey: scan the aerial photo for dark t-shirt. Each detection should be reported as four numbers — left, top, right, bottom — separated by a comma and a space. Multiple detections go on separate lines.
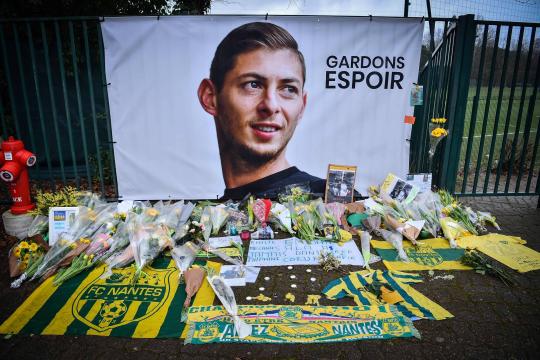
222, 166, 326, 200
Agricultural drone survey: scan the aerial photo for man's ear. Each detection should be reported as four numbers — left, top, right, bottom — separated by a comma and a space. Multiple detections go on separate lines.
197, 78, 218, 116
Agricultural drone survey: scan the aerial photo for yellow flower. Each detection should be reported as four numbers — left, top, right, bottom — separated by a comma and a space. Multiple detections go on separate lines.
146, 208, 160, 217
19, 241, 29, 249
23, 254, 30, 262
29, 243, 38, 252
70, 243, 78, 249
14, 247, 21, 258
431, 127, 448, 138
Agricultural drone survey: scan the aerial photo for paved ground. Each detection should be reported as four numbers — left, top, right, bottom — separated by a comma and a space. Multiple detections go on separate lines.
0, 196, 539, 359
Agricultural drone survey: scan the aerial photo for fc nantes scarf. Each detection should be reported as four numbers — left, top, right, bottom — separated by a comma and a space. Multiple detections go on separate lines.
0, 258, 219, 338
322, 270, 453, 321
185, 304, 420, 344
372, 238, 472, 271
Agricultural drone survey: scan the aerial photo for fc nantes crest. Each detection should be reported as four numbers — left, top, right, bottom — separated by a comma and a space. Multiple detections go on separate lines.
405, 245, 443, 266
73, 265, 175, 332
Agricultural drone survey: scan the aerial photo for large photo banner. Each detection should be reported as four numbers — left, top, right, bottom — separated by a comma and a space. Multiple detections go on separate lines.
101, 16, 423, 199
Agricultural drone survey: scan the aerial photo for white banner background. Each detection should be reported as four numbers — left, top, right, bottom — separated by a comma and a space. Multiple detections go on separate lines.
102, 16, 423, 199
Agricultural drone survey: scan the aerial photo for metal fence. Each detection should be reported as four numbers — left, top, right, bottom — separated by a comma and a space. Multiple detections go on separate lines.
410, 14, 540, 198
0, 17, 117, 199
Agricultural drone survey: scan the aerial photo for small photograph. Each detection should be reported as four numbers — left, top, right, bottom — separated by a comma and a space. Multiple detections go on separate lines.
380, 173, 419, 204
325, 164, 357, 203
390, 181, 412, 202
219, 265, 246, 287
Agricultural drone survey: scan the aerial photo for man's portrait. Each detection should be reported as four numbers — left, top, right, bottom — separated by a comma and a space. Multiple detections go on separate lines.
197, 22, 324, 199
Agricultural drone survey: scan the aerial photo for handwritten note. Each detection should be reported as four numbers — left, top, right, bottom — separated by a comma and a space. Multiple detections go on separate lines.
246, 238, 364, 267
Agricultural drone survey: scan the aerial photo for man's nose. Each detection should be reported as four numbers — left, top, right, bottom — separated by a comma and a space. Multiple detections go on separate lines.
257, 89, 280, 118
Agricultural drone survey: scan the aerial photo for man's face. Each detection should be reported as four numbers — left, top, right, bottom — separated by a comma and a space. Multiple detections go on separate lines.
214, 48, 307, 165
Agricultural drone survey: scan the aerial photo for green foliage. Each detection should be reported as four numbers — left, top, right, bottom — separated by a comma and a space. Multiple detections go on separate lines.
0, 0, 212, 17
29, 186, 80, 216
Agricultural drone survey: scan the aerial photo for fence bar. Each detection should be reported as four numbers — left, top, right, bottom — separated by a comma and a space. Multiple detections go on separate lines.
505, 27, 536, 192
54, 21, 79, 187
0, 25, 21, 139
27, 22, 55, 187
41, 21, 66, 185
482, 26, 513, 193
0, 95, 8, 137
439, 14, 476, 191
97, 22, 119, 198
68, 21, 92, 189
83, 21, 105, 195
13, 23, 40, 172
526, 116, 540, 193
438, 31, 454, 117
472, 25, 500, 193
461, 25, 489, 194
514, 54, 540, 192
494, 26, 524, 193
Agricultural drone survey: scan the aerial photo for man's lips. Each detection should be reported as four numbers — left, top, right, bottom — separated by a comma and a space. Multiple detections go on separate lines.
250, 122, 282, 141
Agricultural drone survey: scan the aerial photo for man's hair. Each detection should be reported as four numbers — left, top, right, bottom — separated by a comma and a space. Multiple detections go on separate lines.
210, 22, 306, 92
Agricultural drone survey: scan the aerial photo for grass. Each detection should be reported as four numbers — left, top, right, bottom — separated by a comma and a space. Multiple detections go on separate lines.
456, 86, 540, 193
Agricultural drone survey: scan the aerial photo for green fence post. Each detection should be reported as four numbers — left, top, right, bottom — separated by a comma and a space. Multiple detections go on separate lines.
439, 14, 476, 192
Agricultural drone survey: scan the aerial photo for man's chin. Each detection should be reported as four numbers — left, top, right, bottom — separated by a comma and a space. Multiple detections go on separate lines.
237, 145, 283, 167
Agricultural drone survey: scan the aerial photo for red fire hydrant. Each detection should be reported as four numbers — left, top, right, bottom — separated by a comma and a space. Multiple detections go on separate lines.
0, 136, 37, 214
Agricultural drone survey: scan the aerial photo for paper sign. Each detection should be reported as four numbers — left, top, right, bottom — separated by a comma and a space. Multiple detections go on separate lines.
405, 173, 432, 193
48, 207, 79, 246
209, 236, 242, 249
410, 85, 423, 106
245, 267, 260, 283
404, 115, 415, 124
246, 238, 364, 267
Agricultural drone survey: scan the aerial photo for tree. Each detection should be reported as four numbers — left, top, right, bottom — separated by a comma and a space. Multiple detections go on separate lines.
0, 0, 212, 17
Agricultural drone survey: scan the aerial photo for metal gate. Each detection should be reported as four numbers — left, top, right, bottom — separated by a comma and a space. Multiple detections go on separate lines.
410, 15, 540, 198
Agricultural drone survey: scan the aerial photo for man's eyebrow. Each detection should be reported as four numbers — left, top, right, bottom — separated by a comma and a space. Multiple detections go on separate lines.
237, 73, 267, 81
236, 73, 302, 85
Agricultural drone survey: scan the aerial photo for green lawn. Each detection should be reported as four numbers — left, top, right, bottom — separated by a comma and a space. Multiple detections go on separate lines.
456, 86, 539, 193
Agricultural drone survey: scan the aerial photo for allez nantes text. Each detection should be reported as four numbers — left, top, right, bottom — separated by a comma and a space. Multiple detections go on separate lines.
325, 55, 405, 89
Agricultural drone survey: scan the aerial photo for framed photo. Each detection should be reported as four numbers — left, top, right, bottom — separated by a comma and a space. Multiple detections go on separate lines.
325, 164, 357, 203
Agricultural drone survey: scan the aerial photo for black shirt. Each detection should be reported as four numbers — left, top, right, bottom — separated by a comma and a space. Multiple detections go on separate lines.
222, 166, 326, 200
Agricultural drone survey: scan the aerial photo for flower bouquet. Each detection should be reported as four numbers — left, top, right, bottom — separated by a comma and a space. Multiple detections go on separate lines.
205, 267, 252, 339
130, 219, 173, 285
269, 203, 294, 234
9, 238, 48, 278
379, 228, 409, 262
210, 205, 230, 236
428, 117, 449, 168
291, 203, 319, 242
440, 217, 470, 248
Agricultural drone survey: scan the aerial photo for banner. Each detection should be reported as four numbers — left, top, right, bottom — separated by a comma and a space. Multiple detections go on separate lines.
372, 238, 472, 271
101, 16, 423, 199
0, 259, 219, 338
185, 304, 420, 344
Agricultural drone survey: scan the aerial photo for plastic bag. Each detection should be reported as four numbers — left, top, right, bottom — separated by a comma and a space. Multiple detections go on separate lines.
440, 217, 470, 248
207, 273, 252, 339
130, 220, 173, 284
171, 241, 201, 276
379, 228, 408, 262
269, 203, 293, 234
278, 182, 311, 203
210, 206, 230, 236
360, 231, 372, 269
27, 215, 49, 238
